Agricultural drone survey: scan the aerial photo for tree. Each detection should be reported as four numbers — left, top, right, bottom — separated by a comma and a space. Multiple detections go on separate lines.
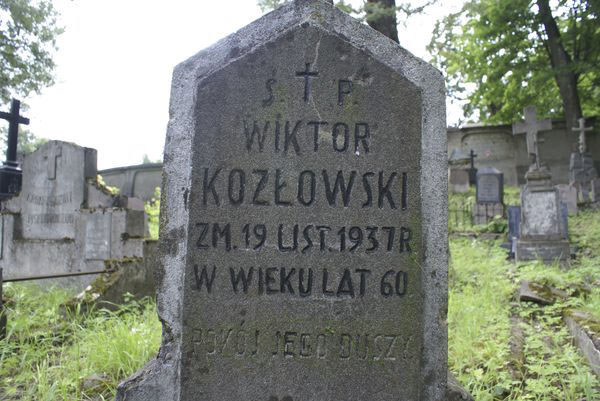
429, 0, 600, 126
0, 0, 63, 105
258, 0, 436, 45
0, 126, 47, 159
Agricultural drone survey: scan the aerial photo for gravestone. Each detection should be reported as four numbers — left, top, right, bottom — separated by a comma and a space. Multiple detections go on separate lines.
472, 167, 504, 225
448, 148, 470, 193
515, 168, 570, 263
569, 118, 597, 204
557, 184, 577, 215
116, 1, 448, 400
512, 107, 569, 263
0, 140, 148, 287
505, 206, 521, 258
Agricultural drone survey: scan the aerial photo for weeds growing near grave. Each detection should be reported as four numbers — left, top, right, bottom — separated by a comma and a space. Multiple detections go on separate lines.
448, 189, 600, 400
0, 285, 161, 400
145, 186, 161, 240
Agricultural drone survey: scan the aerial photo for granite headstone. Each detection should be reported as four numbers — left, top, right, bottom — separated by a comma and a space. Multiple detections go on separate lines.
476, 167, 503, 204
116, 1, 448, 400
472, 167, 504, 225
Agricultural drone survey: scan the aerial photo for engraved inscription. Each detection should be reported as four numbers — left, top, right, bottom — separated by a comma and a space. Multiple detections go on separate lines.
191, 326, 416, 362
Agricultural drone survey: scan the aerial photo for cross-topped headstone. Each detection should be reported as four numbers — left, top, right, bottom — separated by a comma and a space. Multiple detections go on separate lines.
572, 117, 593, 154
512, 106, 552, 169
0, 99, 29, 165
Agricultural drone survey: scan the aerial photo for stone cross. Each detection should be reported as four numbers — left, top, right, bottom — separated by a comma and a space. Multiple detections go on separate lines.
512, 106, 552, 169
572, 117, 593, 154
0, 99, 29, 165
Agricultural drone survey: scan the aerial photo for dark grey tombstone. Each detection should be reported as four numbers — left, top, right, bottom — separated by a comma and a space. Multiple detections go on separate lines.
116, 1, 448, 401
476, 167, 503, 204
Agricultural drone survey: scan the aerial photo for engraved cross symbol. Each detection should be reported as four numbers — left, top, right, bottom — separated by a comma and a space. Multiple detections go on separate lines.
572, 117, 593, 154
296, 62, 319, 102
512, 106, 552, 169
48, 146, 62, 180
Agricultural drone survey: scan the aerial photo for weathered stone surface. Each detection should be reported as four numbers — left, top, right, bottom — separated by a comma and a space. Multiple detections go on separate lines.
17, 141, 93, 240
476, 167, 503, 204
564, 310, 600, 377
518, 281, 554, 305
117, 1, 447, 400
449, 169, 470, 193
517, 168, 570, 263
557, 184, 578, 215
472, 202, 504, 226
0, 140, 147, 288
67, 241, 158, 311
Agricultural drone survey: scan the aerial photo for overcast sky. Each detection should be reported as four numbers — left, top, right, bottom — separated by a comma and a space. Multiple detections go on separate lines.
24, 0, 464, 169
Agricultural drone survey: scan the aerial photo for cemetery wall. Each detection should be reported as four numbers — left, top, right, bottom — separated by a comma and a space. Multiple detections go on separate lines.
99, 163, 162, 201
102, 118, 599, 195
448, 118, 600, 186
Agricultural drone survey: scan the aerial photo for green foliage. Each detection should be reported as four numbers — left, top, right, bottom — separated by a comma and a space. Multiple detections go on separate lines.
145, 187, 161, 240
0, 126, 47, 159
141, 154, 161, 165
95, 174, 120, 195
0, 284, 161, 400
0, 0, 63, 104
450, 236, 599, 400
429, 0, 600, 124
257, 0, 437, 25
448, 186, 520, 233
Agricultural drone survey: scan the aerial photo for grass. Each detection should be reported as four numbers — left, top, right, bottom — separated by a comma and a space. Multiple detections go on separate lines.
0, 287, 161, 400
448, 189, 600, 400
0, 187, 598, 400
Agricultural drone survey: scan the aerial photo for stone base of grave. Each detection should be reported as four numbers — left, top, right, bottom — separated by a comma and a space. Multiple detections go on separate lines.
62, 241, 158, 313
563, 310, 600, 377
515, 240, 570, 263
472, 202, 504, 225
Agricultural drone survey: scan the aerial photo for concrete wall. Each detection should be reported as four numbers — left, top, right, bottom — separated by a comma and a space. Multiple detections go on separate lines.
99, 163, 162, 201
448, 117, 600, 186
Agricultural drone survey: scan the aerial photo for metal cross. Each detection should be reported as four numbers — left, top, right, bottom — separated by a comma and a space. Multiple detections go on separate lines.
0, 99, 29, 165
469, 149, 477, 169
48, 146, 62, 180
512, 106, 552, 169
572, 117, 593, 154
296, 63, 319, 102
